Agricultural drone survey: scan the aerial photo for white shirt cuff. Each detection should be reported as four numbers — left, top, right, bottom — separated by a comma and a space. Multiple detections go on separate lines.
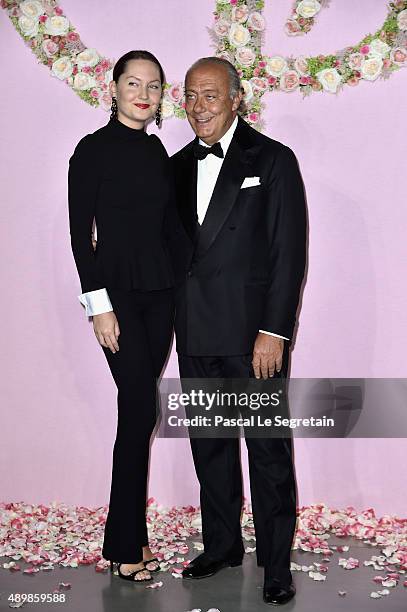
259, 329, 289, 341
78, 288, 113, 316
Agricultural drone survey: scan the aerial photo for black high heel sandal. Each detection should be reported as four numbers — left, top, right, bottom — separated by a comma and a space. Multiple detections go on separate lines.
143, 557, 161, 573
109, 560, 153, 583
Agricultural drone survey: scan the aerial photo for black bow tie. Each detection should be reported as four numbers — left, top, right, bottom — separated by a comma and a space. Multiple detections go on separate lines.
193, 141, 224, 160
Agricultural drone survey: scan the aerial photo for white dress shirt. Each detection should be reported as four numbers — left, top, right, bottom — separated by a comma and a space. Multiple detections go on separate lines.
78, 117, 288, 340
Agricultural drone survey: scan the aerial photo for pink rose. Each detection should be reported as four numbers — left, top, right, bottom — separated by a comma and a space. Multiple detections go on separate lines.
250, 77, 268, 92
232, 4, 249, 23
90, 88, 99, 98
299, 76, 309, 85
247, 12, 266, 31
214, 18, 231, 38
285, 19, 302, 36
298, 17, 306, 26
235, 46, 256, 67
100, 59, 110, 70
167, 83, 183, 103
230, 0, 237, 5
391, 47, 407, 64
347, 53, 363, 69
280, 70, 300, 92
347, 77, 360, 87
42, 39, 59, 57
248, 112, 259, 123
383, 58, 392, 68
96, 73, 105, 82
267, 76, 276, 85
67, 31, 79, 42
72, 66, 78, 75
360, 45, 370, 55
81, 66, 91, 73
95, 63, 105, 75
54, 6, 63, 16
253, 67, 260, 76
58, 40, 65, 50
39, 15, 47, 23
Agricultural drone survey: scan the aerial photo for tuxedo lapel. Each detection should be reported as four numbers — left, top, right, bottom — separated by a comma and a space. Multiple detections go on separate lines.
195, 119, 261, 259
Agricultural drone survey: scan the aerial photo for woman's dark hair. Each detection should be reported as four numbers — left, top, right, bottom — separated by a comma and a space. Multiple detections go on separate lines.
112, 50, 165, 85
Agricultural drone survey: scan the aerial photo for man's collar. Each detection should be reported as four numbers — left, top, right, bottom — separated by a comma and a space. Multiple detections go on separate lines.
198, 115, 238, 156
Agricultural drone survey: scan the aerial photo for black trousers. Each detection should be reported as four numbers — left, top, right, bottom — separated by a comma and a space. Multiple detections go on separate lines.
101, 287, 174, 563
178, 343, 297, 587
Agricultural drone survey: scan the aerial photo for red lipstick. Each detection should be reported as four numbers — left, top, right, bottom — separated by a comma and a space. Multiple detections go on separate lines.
134, 103, 150, 109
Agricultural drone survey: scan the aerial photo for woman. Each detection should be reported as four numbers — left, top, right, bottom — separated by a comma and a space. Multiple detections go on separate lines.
68, 50, 179, 583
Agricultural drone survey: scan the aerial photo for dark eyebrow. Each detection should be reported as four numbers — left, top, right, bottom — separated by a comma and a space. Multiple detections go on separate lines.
185, 88, 217, 94
126, 75, 161, 83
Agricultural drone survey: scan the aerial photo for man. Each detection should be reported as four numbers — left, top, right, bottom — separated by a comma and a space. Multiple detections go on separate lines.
171, 57, 307, 606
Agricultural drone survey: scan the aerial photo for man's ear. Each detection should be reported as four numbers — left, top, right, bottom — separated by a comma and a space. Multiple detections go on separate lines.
232, 91, 243, 112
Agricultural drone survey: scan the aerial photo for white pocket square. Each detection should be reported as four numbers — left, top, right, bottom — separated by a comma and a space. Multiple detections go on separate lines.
241, 176, 261, 189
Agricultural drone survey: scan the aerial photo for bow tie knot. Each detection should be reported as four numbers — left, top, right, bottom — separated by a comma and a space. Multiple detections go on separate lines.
193, 141, 224, 161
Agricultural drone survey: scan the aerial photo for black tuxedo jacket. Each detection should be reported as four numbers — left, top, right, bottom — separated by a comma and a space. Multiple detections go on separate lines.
171, 116, 307, 356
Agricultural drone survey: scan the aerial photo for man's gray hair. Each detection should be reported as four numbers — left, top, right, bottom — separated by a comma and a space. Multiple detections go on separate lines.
185, 57, 246, 113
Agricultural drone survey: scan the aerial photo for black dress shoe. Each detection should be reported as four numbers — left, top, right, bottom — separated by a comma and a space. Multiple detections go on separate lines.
182, 553, 243, 579
263, 583, 296, 605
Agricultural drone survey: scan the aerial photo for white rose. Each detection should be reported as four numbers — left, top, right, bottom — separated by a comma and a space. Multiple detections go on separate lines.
44, 15, 70, 36
294, 56, 309, 75
397, 9, 407, 31
247, 12, 266, 31
76, 48, 100, 69
296, 0, 321, 19
20, 0, 44, 19
104, 69, 113, 85
369, 39, 390, 58
235, 46, 256, 67
265, 56, 288, 77
51, 57, 73, 80
73, 72, 96, 90
241, 79, 253, 103
229, 23, 251, 48
18, 15, 39, 38
316, 68, 342, 93
161, 99, 175, 119
361, 56, 383, 81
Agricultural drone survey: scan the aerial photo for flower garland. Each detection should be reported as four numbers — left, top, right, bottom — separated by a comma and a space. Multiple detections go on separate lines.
2, 0, 407, 128
211, 0, 407, 127
2, 0, 115, 109
285, 0, 329, 37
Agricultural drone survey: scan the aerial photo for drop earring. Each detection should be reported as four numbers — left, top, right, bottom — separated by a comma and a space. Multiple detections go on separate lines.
110, 96, 118, 120
155, 105, 161, 127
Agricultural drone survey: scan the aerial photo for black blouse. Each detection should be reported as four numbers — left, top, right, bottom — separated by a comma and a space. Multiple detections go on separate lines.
68, 118, 178, 293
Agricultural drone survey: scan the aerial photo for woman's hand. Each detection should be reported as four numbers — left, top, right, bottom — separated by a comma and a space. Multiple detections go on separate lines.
93, 312, 120, 353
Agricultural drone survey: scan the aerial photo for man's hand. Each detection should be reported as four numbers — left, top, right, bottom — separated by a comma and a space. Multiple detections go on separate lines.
93, 312, 120, 353
252, 333, 284, 379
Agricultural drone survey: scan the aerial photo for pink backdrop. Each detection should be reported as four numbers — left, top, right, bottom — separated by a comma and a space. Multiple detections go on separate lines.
1, 1, 406, 514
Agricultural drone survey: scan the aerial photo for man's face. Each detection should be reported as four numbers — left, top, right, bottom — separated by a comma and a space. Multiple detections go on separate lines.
184, 64, 242, 145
